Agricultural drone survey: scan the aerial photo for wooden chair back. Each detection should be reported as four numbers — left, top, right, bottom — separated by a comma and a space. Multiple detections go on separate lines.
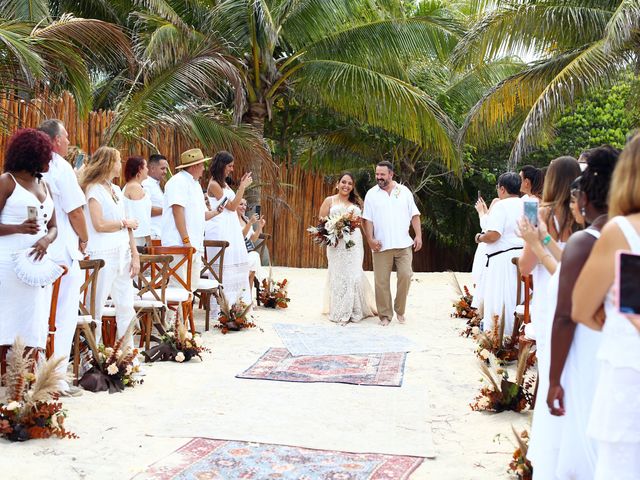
202, 240, 230, 283
147, 245, 195, 290
79, 259, 105, 318
254, 233, 271, 263
137, 254, 173, 303
46, 265, 69, 359
150, 239, 161, 247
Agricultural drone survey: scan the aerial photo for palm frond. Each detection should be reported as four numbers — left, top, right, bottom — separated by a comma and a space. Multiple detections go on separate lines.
603, 0, 640, 52
0, 21, 45, 89
291, 59, 460, 172
0, 0, 51, 22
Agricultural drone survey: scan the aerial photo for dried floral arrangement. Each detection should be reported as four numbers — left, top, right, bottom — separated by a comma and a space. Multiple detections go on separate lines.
258, 277, 290, 309
449, 273, 479, 335
0, 338, 76, 441
215, 291, 255, 334
307, 209, 361, 249
143, 313, 210, 362
78, 321, 142, 393
508, 427, 533, 480
470, 344, 535, 413
475, 315, 519, 363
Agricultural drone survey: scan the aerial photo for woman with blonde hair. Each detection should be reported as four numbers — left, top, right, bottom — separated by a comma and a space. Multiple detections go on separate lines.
81, 146, 139, 347
572, 136, 640, 479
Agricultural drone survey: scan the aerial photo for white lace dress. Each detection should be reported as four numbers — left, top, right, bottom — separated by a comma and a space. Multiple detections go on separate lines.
323, 204, 376, 324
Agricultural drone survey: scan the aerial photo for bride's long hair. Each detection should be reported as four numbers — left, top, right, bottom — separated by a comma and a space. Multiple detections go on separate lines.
338, 171, 363, 208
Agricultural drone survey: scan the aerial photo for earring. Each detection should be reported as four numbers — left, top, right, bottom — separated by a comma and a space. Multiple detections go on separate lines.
580, 207, 586, 217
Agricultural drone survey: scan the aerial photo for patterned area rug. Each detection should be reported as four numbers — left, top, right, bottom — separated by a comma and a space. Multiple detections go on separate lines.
273, 323, 418, 356
135, 437, 424, 480
236, 348, 406, 387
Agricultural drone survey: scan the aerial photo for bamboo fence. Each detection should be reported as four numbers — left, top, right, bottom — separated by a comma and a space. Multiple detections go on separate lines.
0, 92, 469, 272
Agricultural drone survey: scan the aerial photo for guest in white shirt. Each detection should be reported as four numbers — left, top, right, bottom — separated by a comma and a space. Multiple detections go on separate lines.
519, 165, 544, 200
80, 147, 140, 349
474, 172, 524, 334
142, 154, 168, 240
123, 156, 152, 247
38, 119, 89, 396
161, 148, 220, 287
362, 161, 422, 326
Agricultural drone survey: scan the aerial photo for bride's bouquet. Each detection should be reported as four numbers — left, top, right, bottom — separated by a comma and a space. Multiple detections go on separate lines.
308, 210, 361, 249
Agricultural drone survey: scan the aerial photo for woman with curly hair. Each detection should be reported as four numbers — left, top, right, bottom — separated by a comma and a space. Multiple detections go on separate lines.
0, 129, 58, 351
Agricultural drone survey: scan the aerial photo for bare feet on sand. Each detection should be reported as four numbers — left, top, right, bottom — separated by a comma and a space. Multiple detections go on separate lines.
397, 314, 406, 324
379, 318, 391, 326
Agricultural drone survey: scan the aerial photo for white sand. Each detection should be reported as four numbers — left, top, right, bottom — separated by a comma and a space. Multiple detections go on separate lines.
1, 268, 530, 479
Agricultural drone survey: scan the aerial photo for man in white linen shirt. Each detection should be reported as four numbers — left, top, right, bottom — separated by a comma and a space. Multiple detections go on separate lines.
39, 119, 89, 396
161, 149, 219, 287
362, 161, 422, 326
474, 172, 524, 334
142, 154, 168, 239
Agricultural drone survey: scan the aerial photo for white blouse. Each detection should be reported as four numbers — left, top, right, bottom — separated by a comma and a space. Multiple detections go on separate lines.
123, 184, 152, 239
84, 182, 129, 255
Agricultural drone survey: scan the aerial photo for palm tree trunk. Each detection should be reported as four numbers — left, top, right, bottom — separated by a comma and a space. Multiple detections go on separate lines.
242, 101, 269, 207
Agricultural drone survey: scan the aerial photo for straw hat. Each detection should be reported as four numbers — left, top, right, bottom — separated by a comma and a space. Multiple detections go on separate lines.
175, 148, 211, 170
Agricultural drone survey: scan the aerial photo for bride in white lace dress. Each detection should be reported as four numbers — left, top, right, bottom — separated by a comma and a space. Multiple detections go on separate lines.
319, 173, 376, 325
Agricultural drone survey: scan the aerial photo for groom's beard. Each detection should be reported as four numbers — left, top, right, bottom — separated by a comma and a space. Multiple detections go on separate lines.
377, 178, 390, 188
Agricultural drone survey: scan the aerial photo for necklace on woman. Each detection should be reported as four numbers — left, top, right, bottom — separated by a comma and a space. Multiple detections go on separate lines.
104, 181, 119, 204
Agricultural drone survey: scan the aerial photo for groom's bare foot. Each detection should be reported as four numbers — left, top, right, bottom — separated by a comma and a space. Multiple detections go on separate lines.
397, 314, 406, 324
379, 318, 391, 326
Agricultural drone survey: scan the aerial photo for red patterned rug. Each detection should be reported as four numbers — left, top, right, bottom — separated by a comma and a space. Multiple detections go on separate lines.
236, 348, 406, 387
135, 438, 424, 479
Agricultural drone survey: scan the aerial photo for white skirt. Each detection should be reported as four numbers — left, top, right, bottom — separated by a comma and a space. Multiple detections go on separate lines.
479, 251, 521, 334
556, 325, 601, 479
471, 243, 486, 309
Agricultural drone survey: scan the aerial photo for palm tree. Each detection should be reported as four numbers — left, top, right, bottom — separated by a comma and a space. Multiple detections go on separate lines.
454, 0, 639, 167
105, 0, 467, 203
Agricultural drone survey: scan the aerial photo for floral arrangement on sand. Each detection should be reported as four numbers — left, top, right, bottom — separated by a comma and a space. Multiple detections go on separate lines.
258, 277, 290, 308
0, 338, 76, 441
78, 321, 142, 393
216, 291, 255, 334
475, 315, 519, 363
508, 427, 533, 479
449, 273, 479, 336
307, 209, 361, 249
143, 314, 210, 362
470, 344, 535, 413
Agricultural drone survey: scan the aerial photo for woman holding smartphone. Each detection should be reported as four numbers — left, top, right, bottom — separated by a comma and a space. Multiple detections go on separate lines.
236, 198, 266, 289
204, 151, 253, 307
573, 136, 640, 479
0, 129, 58, 352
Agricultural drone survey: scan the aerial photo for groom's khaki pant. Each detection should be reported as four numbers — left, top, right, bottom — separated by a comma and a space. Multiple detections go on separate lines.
372, 247, 413, 320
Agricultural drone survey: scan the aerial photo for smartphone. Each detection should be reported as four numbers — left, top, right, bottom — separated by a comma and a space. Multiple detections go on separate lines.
74, 153, 85, 170
27, 206, 37, 221
255, 205, 261, 216
523, 200, 538, 227
617, 251, 640, 317
219, 196, 229, 208
477, 190, 482, 201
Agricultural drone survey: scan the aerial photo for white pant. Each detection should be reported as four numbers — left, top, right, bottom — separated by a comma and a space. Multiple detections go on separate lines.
91, 253, 136, 350
52, 260, 83, 390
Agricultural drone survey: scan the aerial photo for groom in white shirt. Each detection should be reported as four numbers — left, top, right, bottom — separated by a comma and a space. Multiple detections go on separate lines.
362, 161, 422, 326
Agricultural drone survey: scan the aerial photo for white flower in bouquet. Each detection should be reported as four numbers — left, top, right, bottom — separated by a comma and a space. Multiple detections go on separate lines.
104, 347, 114, 356
175, 351, 185, 363
106, 363, 119, 375
5, 401, 21, 411
185, 332, 193, 340
125, 365, 133, 375
166, 331, 174, 338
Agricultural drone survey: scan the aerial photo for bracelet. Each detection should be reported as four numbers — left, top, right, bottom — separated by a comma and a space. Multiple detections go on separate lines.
121, 219, 127, 230
542, 234, 552, 245
541, 253, 552, 262
182, 236, 190, 244
475, 233, 483, 244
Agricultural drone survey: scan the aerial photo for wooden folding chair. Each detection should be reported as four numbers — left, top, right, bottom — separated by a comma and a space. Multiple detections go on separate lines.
45, 265, 69, 359
147, 245, 196, 334
198, 240, 228, 331
253, 233, 271, 305
73, 259, 105, 385
135, 254, 172, 350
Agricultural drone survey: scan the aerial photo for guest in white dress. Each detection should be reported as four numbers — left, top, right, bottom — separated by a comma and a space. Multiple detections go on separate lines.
123, 156, 152, 247
318, 172, 376, 325
236, 198, 266, 287
0, 129, 59, 353
545, 146, 619, 480
205, 151, 252, 306
519, 165, 544, 199
474, 172, 523, 334
573, 136, 640, 480
141, 154, 168, 240
80, 147, 140, 348
471, 196, 499, 314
